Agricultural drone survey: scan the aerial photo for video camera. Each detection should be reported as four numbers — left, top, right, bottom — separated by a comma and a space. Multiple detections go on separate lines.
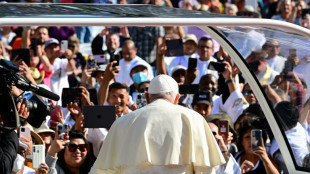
0, 59, 60, 131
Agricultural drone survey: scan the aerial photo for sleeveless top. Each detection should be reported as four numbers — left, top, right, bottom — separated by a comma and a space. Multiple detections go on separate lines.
235, 151, 266, 174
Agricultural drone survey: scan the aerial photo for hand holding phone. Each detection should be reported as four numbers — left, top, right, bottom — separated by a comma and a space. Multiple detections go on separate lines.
251, 129, 262, 150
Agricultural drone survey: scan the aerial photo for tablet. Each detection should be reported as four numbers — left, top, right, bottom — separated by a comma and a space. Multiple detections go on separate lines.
83, 105, 116, 128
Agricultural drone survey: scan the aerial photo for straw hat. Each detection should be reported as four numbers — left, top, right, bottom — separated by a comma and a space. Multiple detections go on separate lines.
34, 123, 55, 136
30, 67, 45, 84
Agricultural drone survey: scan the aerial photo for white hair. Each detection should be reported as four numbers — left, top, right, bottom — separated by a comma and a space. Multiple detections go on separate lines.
148, 91, 178, 103
226, 4, 238, 13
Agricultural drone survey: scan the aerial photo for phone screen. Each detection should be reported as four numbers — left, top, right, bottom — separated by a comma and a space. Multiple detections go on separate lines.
251, 129, 262, 150
136, 93, 147, 109
165, 39, 184, 57
61, 88, 82, 107
57, 123, 69, 140
88, 58, 97, 69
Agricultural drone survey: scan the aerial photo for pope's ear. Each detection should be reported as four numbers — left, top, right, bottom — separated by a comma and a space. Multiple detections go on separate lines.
174, 94, 180, 105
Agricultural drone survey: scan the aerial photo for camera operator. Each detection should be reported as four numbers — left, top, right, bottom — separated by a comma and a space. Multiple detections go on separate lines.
0, 99, 29, 174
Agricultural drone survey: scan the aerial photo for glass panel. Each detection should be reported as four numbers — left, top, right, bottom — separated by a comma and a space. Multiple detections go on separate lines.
219, 25, 310, 171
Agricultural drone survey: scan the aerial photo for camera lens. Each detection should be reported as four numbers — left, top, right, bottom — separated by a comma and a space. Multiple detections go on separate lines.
26, 100, 38, 112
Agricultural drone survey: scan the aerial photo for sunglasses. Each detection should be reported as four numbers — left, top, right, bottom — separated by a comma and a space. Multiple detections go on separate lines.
67, 144, 87, 152
243, 90, 253, 96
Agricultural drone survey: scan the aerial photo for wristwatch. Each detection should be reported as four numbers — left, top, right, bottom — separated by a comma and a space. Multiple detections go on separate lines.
225, 78, 234, 84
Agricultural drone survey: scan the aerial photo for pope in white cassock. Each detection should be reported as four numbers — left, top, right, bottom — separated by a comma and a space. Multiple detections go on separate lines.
89, 75, 225, 174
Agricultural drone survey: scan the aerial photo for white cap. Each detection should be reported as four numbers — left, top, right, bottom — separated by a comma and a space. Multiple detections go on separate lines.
45, 38, 59, 48
168, 65, 187, 76
148, 75, 179, 94
129, 59, 149, 74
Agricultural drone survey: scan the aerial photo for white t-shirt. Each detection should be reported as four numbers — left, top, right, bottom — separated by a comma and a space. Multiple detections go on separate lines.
115, 56, 154, 86
50, 58, 71, 105
192, 56, 218, 84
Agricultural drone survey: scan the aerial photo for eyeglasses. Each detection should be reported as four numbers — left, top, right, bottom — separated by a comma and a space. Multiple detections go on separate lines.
243, 90, 253, 96
67, 144, 87, 152
138, 87, 148, 93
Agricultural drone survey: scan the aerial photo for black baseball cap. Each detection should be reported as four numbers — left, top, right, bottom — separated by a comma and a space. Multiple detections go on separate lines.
192, 91, 213, 106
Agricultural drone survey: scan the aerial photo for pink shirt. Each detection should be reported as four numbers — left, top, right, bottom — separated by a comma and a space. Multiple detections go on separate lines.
39, 63, 53, 88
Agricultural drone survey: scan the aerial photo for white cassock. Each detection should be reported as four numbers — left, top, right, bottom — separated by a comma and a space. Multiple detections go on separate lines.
89, 99, 225, 174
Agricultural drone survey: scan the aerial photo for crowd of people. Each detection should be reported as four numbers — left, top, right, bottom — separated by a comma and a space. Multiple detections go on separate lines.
0, 0, 310, 173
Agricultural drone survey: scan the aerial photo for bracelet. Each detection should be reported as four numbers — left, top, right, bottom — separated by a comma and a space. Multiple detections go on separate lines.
221, 150, 228, 153
225, 78, 234, 84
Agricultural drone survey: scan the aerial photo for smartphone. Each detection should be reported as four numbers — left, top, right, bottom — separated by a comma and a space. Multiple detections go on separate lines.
208, 62, 225, 73
111, 54, 120, 67
165, 39, 184, 57
218, 120, 229, 143
109, 26, 120, 34
94, 54, 106, 65
179, 84, 199, 94
302, 8, 310, 19
83, 105, 116, 128
11, 48, 30, 66
61, 40, 68, 51
251, 129, 262, 150
87, 58, 97, 69
57, 123, 69, 140
19, 126, 31, 140
32, 145, 45, 169
187, 57, 197, 71
289, 48, 297, 57
50, 105, 62, 128
61, 88, 82, 107
30, 38, 39, 56
136, 93, 147, 109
